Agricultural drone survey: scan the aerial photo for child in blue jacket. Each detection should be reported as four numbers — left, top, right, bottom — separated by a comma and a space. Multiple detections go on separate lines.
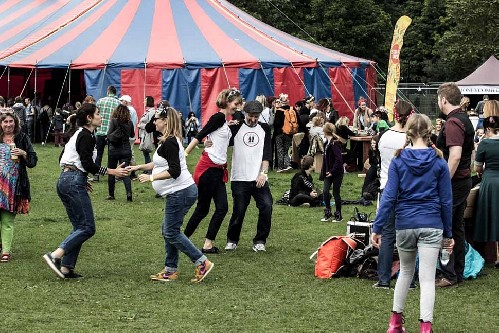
371, 114, 453, 333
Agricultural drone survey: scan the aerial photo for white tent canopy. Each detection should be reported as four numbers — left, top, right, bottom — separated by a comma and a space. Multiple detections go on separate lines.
457, 56, 499, 94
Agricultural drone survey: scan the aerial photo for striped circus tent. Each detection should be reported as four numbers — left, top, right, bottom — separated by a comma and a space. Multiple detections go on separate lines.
0, 0, 377, 124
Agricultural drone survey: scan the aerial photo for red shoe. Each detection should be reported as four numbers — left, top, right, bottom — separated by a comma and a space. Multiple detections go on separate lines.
420, 321, 432, 333
387, 312, 406, 333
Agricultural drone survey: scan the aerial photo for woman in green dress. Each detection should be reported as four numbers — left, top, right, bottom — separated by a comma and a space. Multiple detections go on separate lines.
474, 116, 499, 258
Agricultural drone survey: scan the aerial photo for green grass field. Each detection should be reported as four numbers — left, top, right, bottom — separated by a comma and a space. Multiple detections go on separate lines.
1, 144, 497, 332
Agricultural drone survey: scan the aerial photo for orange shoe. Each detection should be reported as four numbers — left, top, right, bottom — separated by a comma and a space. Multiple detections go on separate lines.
191, 260, 214, 283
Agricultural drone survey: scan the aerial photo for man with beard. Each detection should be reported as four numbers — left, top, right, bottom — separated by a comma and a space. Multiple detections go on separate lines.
225, 101, 273, 252
435, 82, 474, 287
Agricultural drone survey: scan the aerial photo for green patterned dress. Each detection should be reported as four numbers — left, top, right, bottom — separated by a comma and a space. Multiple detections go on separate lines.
474, 136, 499, 241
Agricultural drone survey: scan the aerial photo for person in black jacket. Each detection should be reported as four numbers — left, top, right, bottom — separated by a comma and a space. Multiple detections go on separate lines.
107, 104, 135, 201
361, 136, 381, 200
289, 155, 322, 207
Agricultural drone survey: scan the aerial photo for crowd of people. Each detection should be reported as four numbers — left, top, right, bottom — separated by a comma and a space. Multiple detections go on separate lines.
0, 81, 498, 332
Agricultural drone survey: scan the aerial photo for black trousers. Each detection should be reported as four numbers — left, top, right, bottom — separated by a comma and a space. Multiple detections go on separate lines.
323, 173, 343, 214
184, 167, 228, 241
440, 177, 472, 283
227, 181, 273, 244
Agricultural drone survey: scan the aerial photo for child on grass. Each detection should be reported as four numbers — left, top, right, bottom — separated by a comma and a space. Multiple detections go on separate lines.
371, 114, 454, 333
319, 123, 343, 222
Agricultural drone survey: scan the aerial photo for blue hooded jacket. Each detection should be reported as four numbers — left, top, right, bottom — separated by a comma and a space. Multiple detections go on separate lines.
373, 148, 453, 238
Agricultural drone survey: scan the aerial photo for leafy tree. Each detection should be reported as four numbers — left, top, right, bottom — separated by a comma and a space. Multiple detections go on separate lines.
437, 0, 499, 81
228, 0, 313, 40
402, 0, 448, 82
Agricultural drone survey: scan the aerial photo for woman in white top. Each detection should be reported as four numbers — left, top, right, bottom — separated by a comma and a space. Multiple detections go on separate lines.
127, 107, 214, 283
374, 99, 415, 289
183, 88, 243, 253
353, 97, 374, 130
256, 94, 273, 126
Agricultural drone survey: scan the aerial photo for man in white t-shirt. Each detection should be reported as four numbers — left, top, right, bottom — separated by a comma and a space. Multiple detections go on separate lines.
225, 101, 273, 252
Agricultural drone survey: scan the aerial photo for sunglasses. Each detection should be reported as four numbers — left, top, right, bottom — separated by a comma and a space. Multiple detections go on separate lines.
228, 88, 241, 98
0, 108, 14, 115
156, 106, 172, 118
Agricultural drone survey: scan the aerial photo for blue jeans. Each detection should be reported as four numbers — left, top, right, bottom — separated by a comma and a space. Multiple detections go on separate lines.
142, 150, 151, 164
377, 190, 396, 285
57, 170, 96, 270
162, 184, 206, 271
227, 181, 273, 244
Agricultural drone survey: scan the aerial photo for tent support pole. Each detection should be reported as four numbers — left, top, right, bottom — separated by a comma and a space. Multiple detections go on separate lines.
56, 64, 70, 108
144, 58, 147, 107
319, 62, 354, 115
20, 68, 34, 97
34, 67, 38, 142
221, 60, 231, 88
259, 61, 274, 95
7, 67, 10, 99
290, 62, 310, 96
68, 66, 71, 105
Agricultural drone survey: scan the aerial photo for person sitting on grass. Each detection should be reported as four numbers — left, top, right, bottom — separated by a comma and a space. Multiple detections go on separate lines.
289, 155, 322, 208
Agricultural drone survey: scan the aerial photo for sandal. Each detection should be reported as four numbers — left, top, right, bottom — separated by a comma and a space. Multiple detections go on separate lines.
0, 253, 11, 263
435, 277, 456, 288
201, 247, 220, 254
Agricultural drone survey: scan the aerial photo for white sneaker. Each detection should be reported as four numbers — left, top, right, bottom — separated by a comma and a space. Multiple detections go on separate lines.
252, 243, 266, 252
225, 242, 237, 251
300, 203, 311, 208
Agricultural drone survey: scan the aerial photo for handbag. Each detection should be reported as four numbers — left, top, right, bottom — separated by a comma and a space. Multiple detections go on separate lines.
139, 132, 155, 153
351, 207, 371, 222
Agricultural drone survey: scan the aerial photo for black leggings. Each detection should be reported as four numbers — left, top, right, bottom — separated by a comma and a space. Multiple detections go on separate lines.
323, 173, 343, 213
183, 167, 228, 241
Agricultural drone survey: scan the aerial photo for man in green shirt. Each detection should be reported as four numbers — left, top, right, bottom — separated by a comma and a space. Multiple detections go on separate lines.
94, 85, 120, 181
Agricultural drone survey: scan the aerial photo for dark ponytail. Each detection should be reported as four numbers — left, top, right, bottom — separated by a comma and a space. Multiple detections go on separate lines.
75, 103, 97, 127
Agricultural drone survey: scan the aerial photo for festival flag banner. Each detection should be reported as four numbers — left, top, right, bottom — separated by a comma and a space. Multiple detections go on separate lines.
385, 15, 412, 121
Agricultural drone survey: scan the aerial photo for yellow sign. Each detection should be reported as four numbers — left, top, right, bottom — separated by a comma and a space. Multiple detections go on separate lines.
385, 15, 412, 121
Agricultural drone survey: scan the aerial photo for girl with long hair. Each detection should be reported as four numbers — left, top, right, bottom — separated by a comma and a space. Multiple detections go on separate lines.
319, 122, 344, 222
372, 114, 453, 333
127, 107, 214, 283
183, 88, 242, 253
107, 104, 135, 201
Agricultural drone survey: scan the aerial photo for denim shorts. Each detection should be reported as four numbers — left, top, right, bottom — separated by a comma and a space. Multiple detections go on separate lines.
396, 228, 443, 251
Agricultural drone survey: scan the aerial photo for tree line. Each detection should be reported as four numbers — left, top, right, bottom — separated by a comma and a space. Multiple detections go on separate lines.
228, 0, 499, 83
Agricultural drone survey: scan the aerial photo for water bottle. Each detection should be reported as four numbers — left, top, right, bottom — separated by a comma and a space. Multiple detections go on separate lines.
440, 238, 451, 266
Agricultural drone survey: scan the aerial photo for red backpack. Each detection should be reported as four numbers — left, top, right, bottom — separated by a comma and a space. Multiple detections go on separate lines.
310, 236, 358, 278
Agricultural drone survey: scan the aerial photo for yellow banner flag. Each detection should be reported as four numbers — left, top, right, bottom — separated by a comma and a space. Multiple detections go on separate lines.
385, 15, 412, 121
